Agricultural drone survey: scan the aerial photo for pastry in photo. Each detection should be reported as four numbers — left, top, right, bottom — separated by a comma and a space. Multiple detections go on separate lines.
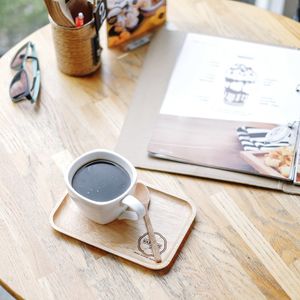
264, 146, 293, 178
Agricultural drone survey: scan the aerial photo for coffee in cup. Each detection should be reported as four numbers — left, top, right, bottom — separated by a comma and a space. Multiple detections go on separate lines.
72, 159, 131, 202
65, 149, 145, 224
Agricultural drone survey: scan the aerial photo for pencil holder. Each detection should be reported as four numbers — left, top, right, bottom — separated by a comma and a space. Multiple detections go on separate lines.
50, 17, 101, 76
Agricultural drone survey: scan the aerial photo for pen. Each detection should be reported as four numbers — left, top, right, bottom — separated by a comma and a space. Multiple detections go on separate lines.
75, 12, 84, 27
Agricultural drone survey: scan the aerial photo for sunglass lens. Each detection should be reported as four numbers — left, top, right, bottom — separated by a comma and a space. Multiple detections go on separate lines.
9, 70, 29, 100
10, 44, 27, 69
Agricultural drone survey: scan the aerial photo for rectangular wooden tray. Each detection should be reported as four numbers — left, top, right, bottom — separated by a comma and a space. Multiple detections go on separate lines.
50, 182, 196, 270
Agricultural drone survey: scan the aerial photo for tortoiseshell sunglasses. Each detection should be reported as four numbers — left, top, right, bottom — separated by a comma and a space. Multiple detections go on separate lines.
9, 41, 41, 103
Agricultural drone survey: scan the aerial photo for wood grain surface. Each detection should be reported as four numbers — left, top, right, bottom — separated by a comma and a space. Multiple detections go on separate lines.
149, 115, 276, 173
50, 183, 195, 270
0, 0, 300, 299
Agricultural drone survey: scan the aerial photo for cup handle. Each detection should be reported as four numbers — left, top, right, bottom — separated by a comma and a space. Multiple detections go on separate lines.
118, 195, 145, 221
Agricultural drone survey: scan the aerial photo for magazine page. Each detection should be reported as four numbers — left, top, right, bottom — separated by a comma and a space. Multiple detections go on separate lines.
148, 33, 300, 180
292, 128, 300, 185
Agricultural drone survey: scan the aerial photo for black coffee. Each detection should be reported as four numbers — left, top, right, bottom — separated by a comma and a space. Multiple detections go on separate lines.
72, 159, 131, 202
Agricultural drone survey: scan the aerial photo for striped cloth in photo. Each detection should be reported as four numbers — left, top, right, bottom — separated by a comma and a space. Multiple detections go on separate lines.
237, 126, 290, 151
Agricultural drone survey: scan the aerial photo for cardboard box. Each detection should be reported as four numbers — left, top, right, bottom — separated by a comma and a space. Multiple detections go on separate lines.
106, 0, 167, 48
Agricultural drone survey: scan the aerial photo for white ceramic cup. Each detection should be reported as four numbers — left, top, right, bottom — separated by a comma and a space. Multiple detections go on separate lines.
65, 149, 145, 224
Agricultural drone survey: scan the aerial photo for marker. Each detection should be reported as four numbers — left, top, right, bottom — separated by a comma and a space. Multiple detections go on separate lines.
75, 12, 84, 27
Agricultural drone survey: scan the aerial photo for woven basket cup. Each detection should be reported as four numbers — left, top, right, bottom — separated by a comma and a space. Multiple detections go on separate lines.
50, 17, 101, 76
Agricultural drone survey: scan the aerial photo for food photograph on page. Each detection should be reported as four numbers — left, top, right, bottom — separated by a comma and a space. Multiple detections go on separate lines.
147, 33, 300, 181
106, 0, 166, 47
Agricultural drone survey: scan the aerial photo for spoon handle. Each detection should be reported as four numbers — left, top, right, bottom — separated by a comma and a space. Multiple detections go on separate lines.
144, 212, 162, 263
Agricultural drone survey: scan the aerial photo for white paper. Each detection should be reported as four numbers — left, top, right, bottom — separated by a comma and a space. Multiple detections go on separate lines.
161, 33, 300, 124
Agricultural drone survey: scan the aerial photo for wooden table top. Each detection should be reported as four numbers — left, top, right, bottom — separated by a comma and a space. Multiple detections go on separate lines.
1, 0, 300, 299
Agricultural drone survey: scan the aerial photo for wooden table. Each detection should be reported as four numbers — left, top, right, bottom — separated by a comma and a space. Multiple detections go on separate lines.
1, 0, 300, 299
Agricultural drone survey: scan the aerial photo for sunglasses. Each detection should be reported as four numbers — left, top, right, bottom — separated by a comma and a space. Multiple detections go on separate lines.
9, 41, 41, 104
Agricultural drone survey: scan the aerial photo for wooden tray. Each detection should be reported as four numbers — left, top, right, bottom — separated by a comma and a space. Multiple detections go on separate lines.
0, 278, 24, 300
50, 183, 196, 270
240, 150, 286, 179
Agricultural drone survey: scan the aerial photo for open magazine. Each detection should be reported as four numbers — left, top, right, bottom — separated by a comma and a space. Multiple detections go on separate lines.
148, 33, 300, 185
